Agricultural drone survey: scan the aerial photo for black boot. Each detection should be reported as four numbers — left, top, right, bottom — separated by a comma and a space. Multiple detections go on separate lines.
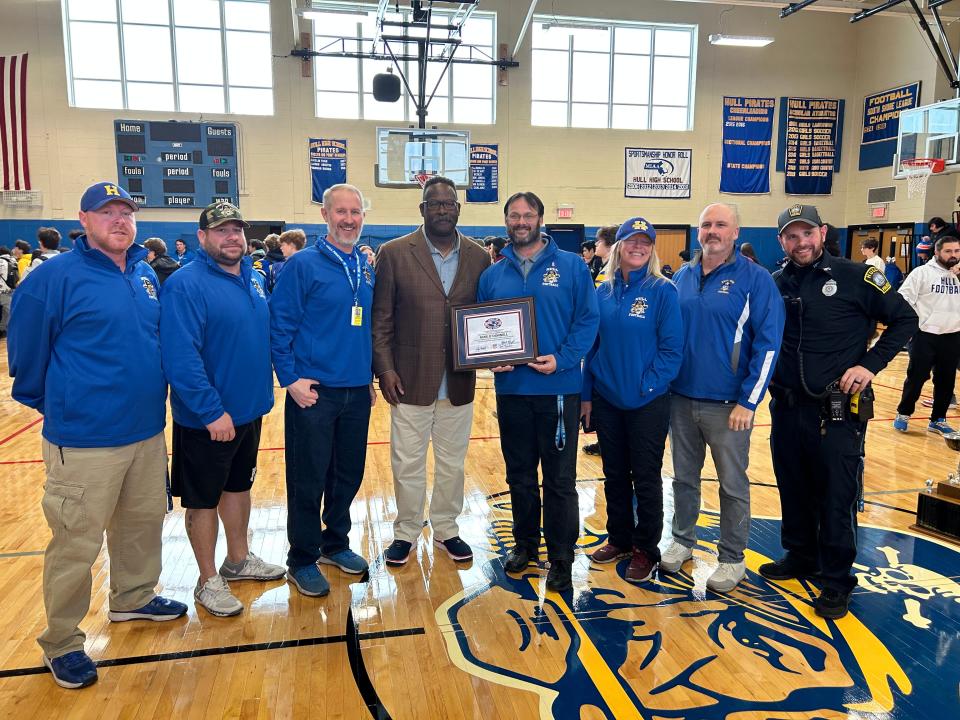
546, 558, 572, 592
504, 546, 536, 574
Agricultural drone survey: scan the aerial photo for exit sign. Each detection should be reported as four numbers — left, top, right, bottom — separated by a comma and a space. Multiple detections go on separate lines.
872, 205, 887, 218
557, 205, 574, 219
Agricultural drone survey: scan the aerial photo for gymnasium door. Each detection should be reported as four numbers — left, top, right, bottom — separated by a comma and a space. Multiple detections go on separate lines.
656, 226, 689, 274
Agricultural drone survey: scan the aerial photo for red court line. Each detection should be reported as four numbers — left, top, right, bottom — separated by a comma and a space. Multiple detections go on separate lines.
0, 459, 43, 466
0, 417, 42, 447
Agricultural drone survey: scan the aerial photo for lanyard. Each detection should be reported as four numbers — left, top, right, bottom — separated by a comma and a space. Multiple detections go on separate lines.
323, 241, 361, 305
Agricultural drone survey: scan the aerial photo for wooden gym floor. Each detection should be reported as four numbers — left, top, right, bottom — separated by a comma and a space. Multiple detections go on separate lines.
0, 339, 957, 719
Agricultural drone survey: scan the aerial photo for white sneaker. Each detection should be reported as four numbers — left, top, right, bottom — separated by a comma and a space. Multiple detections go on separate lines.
659, 541, 693, 573
195, 575, 243, 617
219, 552, 286, 582
706, 561, 746, 593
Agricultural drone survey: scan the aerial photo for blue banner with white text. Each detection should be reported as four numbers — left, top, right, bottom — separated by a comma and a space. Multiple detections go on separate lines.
720, 96, 775, 194
309, 138, 347, 204
859, 82, 920, 170
777, 97, 845, 195
467, 144, 498, 203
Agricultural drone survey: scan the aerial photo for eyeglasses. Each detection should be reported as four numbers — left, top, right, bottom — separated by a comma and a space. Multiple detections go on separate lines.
422, 200, 458, 211
507, 213, 540, 222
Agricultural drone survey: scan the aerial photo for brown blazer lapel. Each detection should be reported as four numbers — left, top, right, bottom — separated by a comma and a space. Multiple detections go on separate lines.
409, 229, 446, 295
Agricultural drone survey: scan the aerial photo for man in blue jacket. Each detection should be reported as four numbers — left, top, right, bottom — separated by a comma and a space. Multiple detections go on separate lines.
270, 184, 376, 597
477, 191, 599, 592
664, 203, 785, 593
161, 202, 285, 618
7, 182, 187, 690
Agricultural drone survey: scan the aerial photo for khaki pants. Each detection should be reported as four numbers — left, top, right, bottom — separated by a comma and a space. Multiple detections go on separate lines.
390, 400, 473, 543
39, 433, 168, 659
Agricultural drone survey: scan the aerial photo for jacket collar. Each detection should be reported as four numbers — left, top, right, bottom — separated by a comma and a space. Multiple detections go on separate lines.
197, 247, 253, 284
75, 234, 148, 273
502, 234, 555, 268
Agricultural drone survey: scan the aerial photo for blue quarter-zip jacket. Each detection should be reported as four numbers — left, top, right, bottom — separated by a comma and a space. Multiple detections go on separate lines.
670, 251, 785, 410
583, 266, 683, 409
8, 236, 166, 447
160, 250, 273, 429
477, 238, 599, 395
270, 238, 375, 388
175, 249, 197, 265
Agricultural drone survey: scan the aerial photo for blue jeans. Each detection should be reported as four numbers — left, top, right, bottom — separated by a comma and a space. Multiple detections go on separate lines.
284, 385, 371, 569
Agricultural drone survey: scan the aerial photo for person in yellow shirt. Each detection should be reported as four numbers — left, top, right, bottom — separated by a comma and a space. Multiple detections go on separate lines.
14, 240, 31, 279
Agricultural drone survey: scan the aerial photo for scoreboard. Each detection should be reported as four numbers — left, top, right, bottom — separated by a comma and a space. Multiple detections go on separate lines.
113, 120, 239, 209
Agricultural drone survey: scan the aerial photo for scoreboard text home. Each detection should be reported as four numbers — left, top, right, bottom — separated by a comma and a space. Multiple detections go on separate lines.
113, 120, 240, 209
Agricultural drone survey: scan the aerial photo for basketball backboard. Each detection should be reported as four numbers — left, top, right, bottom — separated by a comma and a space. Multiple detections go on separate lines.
374, 127, 470, 188
895, 97, 960, 178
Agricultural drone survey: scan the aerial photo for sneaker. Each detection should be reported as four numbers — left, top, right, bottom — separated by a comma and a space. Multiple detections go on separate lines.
219, 552, 286, 582
318, 548, 368, 575
928, 418, 955, 435
706, 561, 746, 593
546, 558, 572, 592
923, 396, 958, 409
759, 557, 814, 581
659, 541, 693, 573
287, 564, 330, 597
625, 549, 656, 583
194, 575, 243, 617
582, 442, 601, 456
435, 536, 473, 562
108, 595, 187, 622
814, 587, 851, 619
43, 651, 98, 689
504, 546, 536, 574
591, 543, 631, 564
892, 414, 909, 433
384, 540, 413, 566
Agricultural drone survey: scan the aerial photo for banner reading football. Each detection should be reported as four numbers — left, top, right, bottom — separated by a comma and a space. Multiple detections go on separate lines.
624, 148, 692, 199
859, 82, 920, 170
467, 144, 498, 203
720, 96, 774, 194
309, 138, 347, 204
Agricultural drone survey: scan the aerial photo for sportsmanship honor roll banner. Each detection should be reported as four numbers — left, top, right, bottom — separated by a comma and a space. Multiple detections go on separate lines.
309, 138, 347, 204
624, 148, 692, 199
720, 97, 774, 194
859, 82, 920, 170
467, 144, 499, 203
776, 97, 845, 196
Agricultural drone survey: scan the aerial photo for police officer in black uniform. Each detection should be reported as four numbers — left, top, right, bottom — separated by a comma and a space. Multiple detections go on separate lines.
760, 204, 917, 619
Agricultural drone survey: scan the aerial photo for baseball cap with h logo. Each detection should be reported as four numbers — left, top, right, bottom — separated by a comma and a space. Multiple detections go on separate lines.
80, 182, 139, 212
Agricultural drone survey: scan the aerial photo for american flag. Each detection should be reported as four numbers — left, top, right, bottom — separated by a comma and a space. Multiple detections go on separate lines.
0, 53, 30, 191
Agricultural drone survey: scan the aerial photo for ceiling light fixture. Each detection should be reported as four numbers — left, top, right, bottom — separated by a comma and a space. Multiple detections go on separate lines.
708, 33, 775, 47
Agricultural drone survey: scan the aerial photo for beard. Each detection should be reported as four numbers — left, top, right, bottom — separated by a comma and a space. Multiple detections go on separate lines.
941, 255, 959, 268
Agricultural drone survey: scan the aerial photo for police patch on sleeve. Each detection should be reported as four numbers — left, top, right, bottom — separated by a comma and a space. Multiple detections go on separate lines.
864, 266, 891, 294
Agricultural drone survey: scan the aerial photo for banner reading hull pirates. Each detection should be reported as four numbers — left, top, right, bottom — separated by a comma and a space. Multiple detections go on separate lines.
720, 96, 775, 194
309, 138, 347, 204
467, 143, 499, 203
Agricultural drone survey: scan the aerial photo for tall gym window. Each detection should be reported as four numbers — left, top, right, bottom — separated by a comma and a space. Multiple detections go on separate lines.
62, 0, 274, 115
530, 17, 697, 131
311, 5, 496, 124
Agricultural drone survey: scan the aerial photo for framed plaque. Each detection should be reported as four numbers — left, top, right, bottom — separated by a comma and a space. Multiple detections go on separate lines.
451, 297, 539, 371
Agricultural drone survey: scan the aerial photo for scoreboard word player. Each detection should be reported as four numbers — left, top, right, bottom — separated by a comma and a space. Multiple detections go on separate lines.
114, 120, 239, 209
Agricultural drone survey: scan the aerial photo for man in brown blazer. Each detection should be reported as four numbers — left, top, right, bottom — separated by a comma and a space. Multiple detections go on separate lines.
372, 176, 490, 566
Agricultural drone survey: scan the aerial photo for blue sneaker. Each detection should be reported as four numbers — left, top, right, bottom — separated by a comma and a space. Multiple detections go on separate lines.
108, 595, 187, 622
928, 418, 955, 435
43, 650, 98, 689
318, 549, 368, 575
893, 414, 909, 433
287, 564, 330, 597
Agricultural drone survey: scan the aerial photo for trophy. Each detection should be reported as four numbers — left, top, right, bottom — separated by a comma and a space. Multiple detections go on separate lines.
913, 432, 960, 543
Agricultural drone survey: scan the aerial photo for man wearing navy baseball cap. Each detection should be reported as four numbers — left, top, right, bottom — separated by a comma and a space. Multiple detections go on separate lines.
7, 181, 186, 690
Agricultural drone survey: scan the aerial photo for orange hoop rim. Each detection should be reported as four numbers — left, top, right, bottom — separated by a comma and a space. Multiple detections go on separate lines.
902, 157, 946, 173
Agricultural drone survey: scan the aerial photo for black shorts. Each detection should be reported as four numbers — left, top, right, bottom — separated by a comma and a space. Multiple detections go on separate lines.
171, 418, 262, 509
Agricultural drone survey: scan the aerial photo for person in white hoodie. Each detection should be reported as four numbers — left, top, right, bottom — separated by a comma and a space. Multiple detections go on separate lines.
893, 234, 960, 435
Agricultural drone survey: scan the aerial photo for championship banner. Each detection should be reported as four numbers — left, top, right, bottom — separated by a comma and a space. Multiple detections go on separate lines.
859, 82, 920, 170
467, 143, 499, 203
624, 147, 692, 199
309, 138, 347, 204
720, 96, 774, 194
776, 97, 844, 196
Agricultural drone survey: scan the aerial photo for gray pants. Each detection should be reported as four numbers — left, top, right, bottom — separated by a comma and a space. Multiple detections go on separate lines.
0, 291, 10, 332
669, 395, 752, 563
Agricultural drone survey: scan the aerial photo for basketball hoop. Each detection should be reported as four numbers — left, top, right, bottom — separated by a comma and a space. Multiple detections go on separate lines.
902, 158, 945, 200
413, 172, 436, 188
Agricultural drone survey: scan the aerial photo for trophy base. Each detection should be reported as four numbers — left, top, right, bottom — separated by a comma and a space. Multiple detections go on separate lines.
912, 489, 960, 546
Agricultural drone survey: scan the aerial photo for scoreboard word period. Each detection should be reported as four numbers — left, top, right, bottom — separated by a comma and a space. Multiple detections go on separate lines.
114, 120, 239, 209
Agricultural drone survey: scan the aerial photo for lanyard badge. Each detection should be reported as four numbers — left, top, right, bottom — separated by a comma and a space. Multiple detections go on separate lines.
323, 241, 363, 328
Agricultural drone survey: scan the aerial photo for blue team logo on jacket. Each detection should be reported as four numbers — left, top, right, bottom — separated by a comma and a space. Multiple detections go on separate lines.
718, 278, 735, 295
429, 489, 960, 720
363, 266, 373, 286
251, 277, 266, 299
628, 296, 648, 318
140, 276, 158, 300
542, 264, 560, 288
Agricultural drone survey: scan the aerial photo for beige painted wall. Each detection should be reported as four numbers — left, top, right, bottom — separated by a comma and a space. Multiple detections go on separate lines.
1, 0, 955, 229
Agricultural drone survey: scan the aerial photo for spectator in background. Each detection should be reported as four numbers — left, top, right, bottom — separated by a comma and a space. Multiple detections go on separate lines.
22, 227, 61, 281
740, 242, 759, 264
144, 238, 180, 285
14, 240, 31, 279
0, 245, 17, 337
174, 238, 196, 266
358, 244, 376, 267
824, 224, 842, 256
257, 233, 284, 284
267, 229, 307, 293
928, 216, 951, 244
483, 236, 506, 263
68, 229, 83, 242
860, 238, 886, 273
249, 239, 266, 261
581, 240, 604, 280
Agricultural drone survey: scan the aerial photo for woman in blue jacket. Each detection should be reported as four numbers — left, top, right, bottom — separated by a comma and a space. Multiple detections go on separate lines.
580, 217, 683, 583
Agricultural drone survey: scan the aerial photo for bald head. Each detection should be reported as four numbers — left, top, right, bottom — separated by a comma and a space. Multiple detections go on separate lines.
698, 203, 740, 262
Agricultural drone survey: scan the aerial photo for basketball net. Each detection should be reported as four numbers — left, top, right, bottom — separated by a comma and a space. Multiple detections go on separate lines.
902, 159, 942, 200
414, 172, 435, 188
